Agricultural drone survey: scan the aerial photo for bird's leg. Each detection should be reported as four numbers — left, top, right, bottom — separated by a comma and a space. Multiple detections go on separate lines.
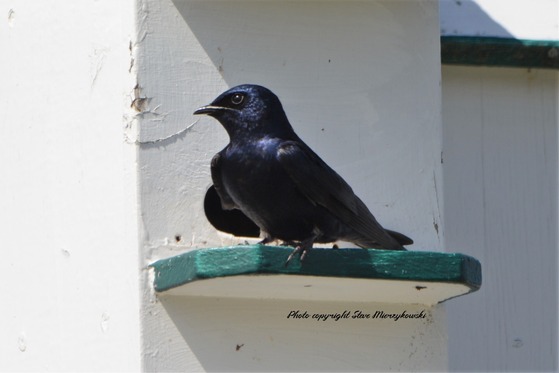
285, 235, 317, 266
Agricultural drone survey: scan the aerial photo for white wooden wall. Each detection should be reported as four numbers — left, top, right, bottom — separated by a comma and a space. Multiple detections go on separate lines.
440, 0, 558, 40
138, 0, 445, 371
135, 0, 443, 257
442, 66, 558, 371
0, 1, 142, 371
0, 0, 452, 371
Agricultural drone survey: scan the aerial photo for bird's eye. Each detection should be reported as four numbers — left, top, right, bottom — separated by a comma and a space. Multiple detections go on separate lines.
231, 93, 244, 105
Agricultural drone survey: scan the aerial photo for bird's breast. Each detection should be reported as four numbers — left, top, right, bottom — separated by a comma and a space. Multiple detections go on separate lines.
222, 138, 283, 186
218, 138, 318, 239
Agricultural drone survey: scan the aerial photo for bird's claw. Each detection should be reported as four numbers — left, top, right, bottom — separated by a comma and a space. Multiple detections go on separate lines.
284, 235, 317, 266
284, 245, 311, 266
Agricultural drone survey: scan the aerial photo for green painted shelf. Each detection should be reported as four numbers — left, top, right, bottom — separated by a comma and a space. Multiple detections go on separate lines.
441, 36, 559, 69
151, 245, 481, 306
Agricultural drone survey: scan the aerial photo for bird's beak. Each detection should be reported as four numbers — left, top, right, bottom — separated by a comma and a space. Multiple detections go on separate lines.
193, 105, 226, 115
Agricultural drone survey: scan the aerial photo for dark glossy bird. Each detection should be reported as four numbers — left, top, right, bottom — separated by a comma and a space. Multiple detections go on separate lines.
194, 84, 412, 263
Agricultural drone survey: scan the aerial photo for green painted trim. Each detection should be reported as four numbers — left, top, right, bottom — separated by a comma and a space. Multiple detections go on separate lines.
441, 36, 559, 69
151, 245, 481, 293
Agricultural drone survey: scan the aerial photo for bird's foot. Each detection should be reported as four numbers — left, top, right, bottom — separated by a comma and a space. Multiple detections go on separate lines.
284, 236, 316, 266
285, 246, 308, 266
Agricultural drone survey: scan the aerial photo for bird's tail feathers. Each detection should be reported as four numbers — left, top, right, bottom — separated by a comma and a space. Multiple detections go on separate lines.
355, 240, 407, 251
385, 229, 413, 246
355, 228, 413, 250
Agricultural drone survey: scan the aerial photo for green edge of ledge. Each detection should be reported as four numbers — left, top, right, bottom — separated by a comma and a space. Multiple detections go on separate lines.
151, 245, 482, 293
441, 36, 559, 69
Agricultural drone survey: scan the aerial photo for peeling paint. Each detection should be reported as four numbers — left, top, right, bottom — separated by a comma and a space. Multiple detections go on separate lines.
90, 46, 108, 89
131, 84, 149, 112
8, 9, 15, 27
129, 86, 170, 123
125, 120, 198, 146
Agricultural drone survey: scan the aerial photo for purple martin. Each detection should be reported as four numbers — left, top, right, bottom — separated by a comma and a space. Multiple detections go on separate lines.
194, 84, 412, 263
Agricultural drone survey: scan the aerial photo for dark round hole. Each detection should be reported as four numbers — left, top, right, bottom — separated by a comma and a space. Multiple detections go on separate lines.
175, 235, 181, 242
204, 185, 260, 238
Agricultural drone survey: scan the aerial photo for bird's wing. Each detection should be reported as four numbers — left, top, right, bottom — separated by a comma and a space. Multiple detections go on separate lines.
277, 141, 402, 249
277, 141, 358, 213
211, 152, 237, 210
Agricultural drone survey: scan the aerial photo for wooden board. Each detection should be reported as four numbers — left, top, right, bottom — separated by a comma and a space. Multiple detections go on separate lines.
151, 245, 481, 306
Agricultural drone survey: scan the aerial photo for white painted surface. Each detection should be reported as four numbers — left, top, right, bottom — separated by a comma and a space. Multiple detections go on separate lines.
164, 275, 473, 306
136, 0, 446, 370
136, 0, 444, 258
1, 0, 449, 371
442, 66, 558, 371
155, 296, 447, 372
440, 0, 559, 40
0, 1, 142, 371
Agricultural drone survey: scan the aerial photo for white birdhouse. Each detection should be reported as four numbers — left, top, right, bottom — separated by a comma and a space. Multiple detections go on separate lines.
2, 0, 486, 371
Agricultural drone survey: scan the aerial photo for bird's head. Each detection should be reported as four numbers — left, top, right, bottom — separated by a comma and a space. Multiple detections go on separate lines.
193, 84, 294, 139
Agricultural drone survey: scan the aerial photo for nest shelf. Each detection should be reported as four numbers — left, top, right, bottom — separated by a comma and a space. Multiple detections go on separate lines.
151, 245, 481, 306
